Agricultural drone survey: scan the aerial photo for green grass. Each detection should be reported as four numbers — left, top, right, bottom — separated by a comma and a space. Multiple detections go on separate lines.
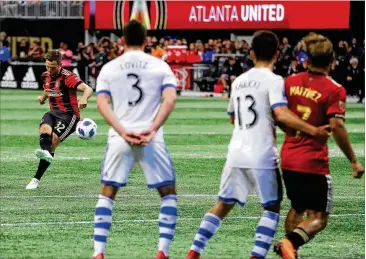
0, 89, 364, 259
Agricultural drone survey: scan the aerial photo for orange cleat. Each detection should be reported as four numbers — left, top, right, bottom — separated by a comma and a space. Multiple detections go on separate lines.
273, 239, 298, 259
92, 253, 104, 259
155, 251, 169, 259
186, 250, 201, 259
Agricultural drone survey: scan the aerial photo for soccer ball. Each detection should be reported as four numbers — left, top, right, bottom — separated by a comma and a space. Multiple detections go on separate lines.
76, 118, 97, 140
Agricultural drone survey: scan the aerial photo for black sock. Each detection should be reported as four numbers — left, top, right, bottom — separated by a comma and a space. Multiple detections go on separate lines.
286, 227, 310, 249
40, 133, 52, 153
34, 152, 54, 180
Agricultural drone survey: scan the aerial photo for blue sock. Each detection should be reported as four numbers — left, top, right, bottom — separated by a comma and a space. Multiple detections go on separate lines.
93, 195, 114, 256
158, 194, 178, 256
190, 213, 222, 254
251, 210, 280, 258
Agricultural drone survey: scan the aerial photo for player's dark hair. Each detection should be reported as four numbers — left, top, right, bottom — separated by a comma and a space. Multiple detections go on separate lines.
251, 30, 279, 62
44, 50, 62, 64
123, 20, 147, 47
303, 32, 334, 68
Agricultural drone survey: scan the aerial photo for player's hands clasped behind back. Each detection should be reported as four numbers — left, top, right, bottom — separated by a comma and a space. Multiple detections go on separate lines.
314, 125, 331, 144
121, 128, 156, 146
351, 161, 364, 179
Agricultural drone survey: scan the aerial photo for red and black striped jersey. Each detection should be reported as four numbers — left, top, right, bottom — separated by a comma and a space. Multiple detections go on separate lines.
41, 68, 82, 118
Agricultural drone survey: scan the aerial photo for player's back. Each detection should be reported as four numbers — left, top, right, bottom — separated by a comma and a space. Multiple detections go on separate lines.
282, 71, 347, 174
99, 50, 175, 134
226, 68, 286, 169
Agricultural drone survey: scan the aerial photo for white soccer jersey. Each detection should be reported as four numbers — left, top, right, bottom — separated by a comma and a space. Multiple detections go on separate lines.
226, 67, 287, 169
96, 50, 177, 141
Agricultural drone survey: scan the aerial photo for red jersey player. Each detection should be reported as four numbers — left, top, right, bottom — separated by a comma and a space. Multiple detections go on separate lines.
274, 33, 364, 259
25, 50, 93, 190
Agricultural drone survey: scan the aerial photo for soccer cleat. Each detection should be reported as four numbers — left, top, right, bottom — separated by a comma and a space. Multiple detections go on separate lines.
25, 178, 40, 190
155, 251, 169, 259
92, 253, 104, 259
35, 149, 53, 163
186, 250, 200, 259
273, 239, 298, 259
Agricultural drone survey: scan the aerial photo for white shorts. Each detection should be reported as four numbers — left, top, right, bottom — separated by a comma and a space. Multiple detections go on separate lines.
218, 167, 283, 208
100, 136, 175, 189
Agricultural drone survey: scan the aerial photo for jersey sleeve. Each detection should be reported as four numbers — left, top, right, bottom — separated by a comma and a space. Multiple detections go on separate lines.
161, 64, 177, 92
65, 73, 83, 89
96, 67, 111, 96
227, 96, 234, 116
327, 86, 347, 119
269, 78, 288, 109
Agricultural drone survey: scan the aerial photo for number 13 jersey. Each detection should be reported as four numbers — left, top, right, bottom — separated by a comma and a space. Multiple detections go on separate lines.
226, 68, 288, 169
96, 50, 177, 140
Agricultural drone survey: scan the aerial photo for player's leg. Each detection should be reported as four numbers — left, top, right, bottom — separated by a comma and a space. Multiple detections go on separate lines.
282, 174, 332, 252
93, 138, 135, 258
282, 170, 306, 234
285, 208, 304, 234
274, 173, 332, 259
26, 112, 56, 189
138, 142, 177, 259
187, 167, 248, 259
250, 169, 282, 259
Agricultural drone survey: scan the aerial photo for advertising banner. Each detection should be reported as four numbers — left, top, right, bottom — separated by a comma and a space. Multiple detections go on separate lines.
84, 1, 350, 30
0, 64, 82, 90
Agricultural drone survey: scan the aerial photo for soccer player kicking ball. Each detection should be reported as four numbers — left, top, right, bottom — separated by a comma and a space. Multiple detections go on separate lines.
92, 20, 178, 259
25, 50, 93, 190
273, 33, 364, 259
186, 31, 331, 259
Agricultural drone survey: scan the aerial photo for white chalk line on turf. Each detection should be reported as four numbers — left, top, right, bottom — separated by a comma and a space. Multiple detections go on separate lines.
1, 213, 364, 227
0, 194, 364, 199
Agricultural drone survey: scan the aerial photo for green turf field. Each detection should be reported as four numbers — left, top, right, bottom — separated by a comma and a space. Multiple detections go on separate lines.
0, 89, 364, 259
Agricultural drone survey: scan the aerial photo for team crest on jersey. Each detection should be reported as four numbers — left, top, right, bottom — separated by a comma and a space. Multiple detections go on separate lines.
47, 82, 63, 97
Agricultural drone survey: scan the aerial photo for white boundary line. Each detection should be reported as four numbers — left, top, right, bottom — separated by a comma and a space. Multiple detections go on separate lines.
1, 214, 363, 228
0, 194, 364, 199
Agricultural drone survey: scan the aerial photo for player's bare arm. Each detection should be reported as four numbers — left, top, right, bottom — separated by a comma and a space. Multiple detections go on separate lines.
77, 83, 93, 109
330, 117, 364, 178
140, 87, 177, 144
273, 106, 330, 143
38, 90, 48, 105
96, 92, 142, 145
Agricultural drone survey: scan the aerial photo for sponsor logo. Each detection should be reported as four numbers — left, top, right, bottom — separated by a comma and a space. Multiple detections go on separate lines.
1, 66, 17, 88
21, 67, 39, 89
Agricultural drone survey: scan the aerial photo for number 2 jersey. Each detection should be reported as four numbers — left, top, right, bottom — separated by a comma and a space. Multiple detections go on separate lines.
281, 72, 347, 175
96, 50, 177, 141
226, 67, 288, 169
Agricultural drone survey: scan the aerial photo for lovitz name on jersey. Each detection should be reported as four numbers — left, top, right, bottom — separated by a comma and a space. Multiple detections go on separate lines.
235, 80, 260, 91
120, 61, 148, 70
289, 86, 322, 103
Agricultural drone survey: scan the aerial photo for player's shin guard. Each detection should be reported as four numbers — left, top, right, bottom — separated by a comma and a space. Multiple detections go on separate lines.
251, 210, 280, 258
34, 152, 54, 180
190, 213, 222, 254
93, 195, 114, 257
158, 194, 178, 256
39, 133, 52, 153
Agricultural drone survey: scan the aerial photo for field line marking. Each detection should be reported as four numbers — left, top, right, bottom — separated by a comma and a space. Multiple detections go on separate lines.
0, 194, 364, 199
1, 213, 363, 227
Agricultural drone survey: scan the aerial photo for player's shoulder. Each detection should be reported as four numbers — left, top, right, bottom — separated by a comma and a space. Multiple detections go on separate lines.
41, 71, 49, 80
285, 72, 306, 84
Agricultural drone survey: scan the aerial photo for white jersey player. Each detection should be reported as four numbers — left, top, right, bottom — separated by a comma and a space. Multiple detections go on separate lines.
92, 21, 177, 259
186, 31, 330, 259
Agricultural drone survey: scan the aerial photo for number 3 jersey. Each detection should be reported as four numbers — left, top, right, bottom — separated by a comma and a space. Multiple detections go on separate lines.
281, 72, 347, 175
96, 50, 177, 140
226, 67, 288, 169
